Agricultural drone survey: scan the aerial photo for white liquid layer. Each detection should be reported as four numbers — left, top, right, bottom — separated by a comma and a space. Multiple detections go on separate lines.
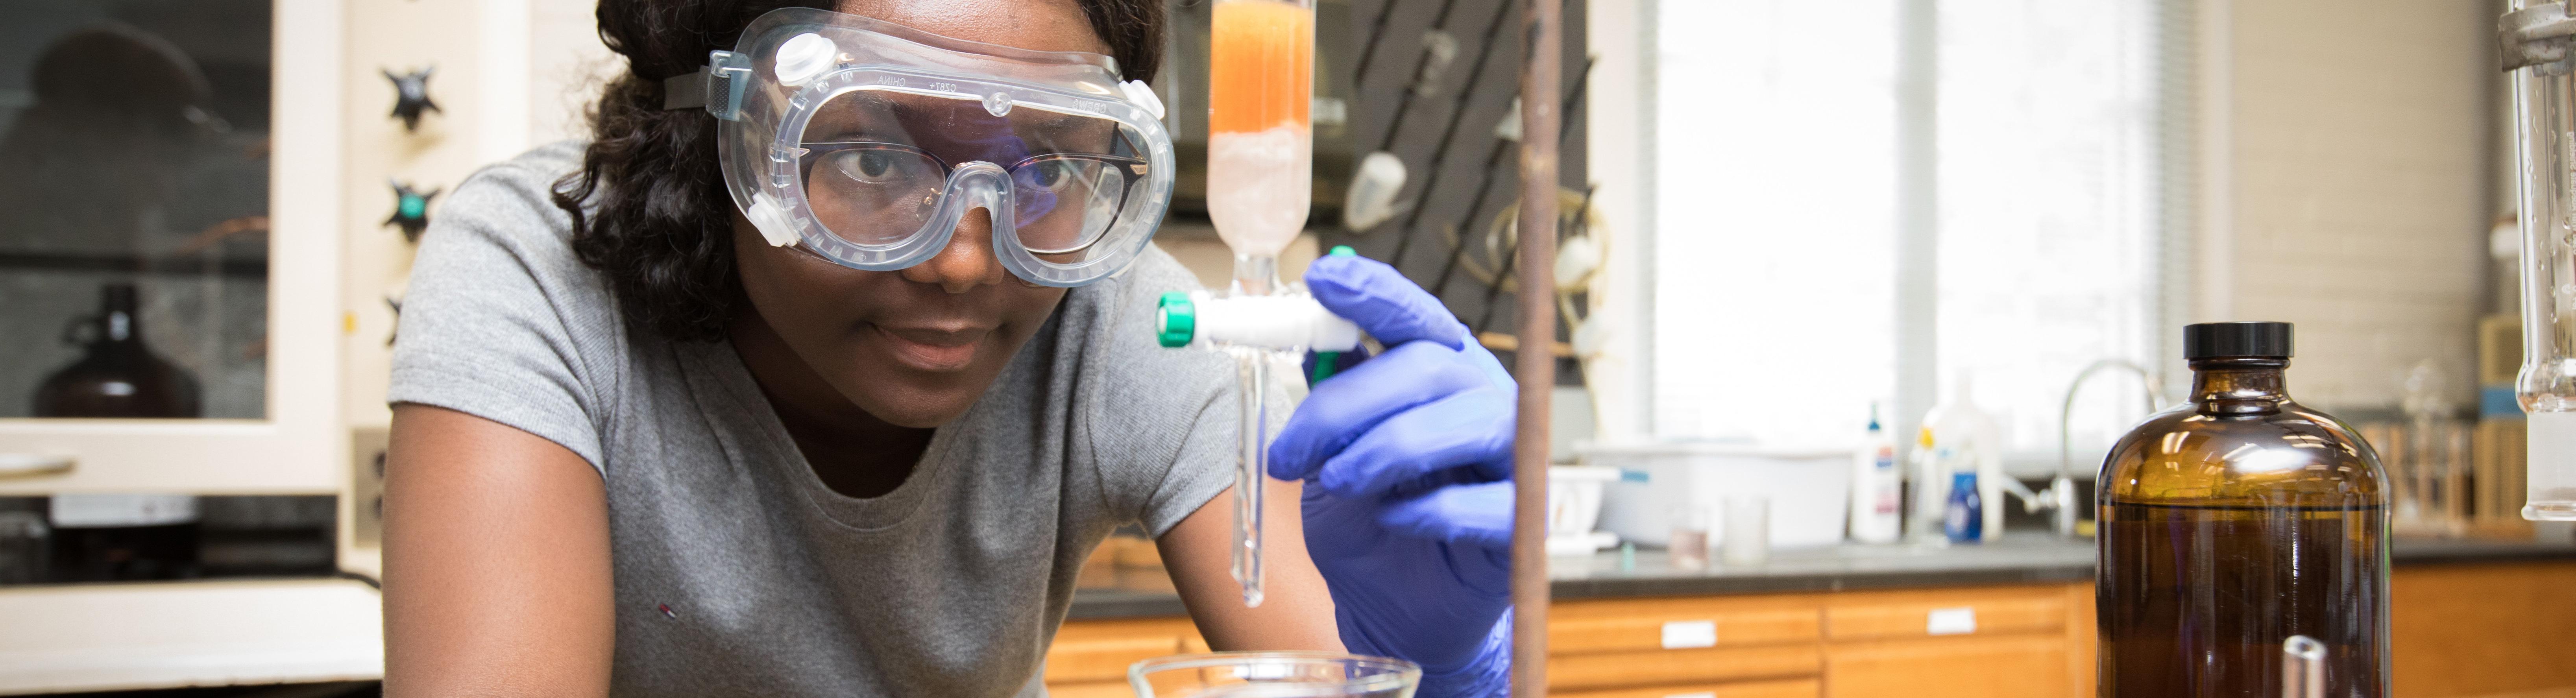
1207, 126, 1314, 257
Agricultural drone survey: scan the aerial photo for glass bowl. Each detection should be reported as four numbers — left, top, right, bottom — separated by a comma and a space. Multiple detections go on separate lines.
1127, 651, 1422, 698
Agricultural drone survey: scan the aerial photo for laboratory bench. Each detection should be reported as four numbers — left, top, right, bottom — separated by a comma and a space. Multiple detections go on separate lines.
1049, 534, 2576, 698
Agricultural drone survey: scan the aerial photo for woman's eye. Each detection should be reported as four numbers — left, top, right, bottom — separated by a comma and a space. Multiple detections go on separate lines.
839, 151, 902, 183
1029, 161, 1079, 192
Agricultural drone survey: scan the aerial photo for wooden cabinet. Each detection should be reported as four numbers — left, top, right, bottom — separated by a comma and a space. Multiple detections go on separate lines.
2390, 561, 2576, 698
1044, 616, 1209, 697
1824, 635, 2068, 698
1050, 583, 2090, 698
1550, 645, 1822, 691
1819, 584, 2095, 698
1550, 596, 1823, 652
1546, 594, 1828, 692
1554, 678, 1821, 698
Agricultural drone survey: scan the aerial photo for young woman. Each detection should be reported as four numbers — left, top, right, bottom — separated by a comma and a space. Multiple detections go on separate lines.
379, 0, 1517, 696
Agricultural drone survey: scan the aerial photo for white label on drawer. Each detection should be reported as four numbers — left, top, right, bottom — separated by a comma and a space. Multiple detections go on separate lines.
1659, 620, 1718, 649
1927, 606, 1977, 635
1662, 693, 1717, 698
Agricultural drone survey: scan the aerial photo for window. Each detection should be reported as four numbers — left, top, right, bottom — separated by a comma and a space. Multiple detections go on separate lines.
1650, 0, 2179, 475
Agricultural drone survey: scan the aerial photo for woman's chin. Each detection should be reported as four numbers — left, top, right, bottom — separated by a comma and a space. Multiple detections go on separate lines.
837, 375, 985, 428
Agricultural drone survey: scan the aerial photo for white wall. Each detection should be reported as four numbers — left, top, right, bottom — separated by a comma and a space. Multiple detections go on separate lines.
2202, 0, 2493, 411
530, 0, 620, 147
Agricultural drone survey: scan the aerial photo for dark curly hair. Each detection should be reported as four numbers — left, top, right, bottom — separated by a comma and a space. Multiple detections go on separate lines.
554, 0, 1166, 342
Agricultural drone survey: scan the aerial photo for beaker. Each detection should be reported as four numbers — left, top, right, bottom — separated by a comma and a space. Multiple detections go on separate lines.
2504, 0, 2576, 520
1720, 495, 1769, 566
1668, 503, 1710, 571
1129, 652, 1421, 698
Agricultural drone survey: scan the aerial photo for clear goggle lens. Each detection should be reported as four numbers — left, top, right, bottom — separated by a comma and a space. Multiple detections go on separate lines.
795, 89, 1150, 266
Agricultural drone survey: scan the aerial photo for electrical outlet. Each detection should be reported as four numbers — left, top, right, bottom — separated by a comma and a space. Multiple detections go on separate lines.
351, 427, 388, 547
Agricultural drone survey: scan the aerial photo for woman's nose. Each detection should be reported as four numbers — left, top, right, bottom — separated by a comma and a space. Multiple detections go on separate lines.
900, 207, 1009, 293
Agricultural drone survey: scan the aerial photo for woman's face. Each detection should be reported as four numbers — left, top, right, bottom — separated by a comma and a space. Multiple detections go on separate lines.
731, 0, 1107, 429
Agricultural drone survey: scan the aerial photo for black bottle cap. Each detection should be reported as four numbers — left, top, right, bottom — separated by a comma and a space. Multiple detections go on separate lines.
2184, 321, 2293, 359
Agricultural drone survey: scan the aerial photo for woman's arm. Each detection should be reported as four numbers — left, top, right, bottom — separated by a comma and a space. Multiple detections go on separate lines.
382, 404, 615, 697
1156, 476, 1342, 652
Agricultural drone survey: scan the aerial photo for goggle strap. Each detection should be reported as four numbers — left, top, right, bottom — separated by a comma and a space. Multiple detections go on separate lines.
661, 51, 753, 121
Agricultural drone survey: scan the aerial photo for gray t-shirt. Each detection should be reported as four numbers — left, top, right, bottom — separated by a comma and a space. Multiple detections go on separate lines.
390, 142, 1251, 696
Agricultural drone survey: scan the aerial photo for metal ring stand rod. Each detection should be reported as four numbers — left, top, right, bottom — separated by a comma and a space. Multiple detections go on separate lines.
1509, 0, 1560, 692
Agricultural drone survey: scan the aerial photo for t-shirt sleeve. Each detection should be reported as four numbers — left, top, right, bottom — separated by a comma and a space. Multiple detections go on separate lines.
1076, 248, 1303, 537
388, 146, 620, 476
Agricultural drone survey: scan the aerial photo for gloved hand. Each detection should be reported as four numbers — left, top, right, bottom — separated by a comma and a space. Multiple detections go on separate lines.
1270, 252, 1514, 698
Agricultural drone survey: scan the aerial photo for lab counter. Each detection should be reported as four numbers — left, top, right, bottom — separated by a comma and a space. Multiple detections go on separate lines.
1065, 532, 2576, 620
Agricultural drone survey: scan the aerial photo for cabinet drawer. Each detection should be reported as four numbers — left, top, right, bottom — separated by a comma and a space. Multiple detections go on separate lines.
1555, 678, 1821, 698
1825, 591, 2064, 641
1552, 597, 1823, 653
1044, 618, 1199, 684
1824, 635, 2072, 698
1549, 645, 1822, 691
1045, 680, 1135, 698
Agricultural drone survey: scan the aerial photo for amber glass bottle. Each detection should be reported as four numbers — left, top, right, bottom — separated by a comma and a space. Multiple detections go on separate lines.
2097, 322, 2389, 698
33, 283, 201, 418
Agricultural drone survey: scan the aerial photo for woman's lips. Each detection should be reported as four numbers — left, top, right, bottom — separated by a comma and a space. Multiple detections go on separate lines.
872, 323, 984, 372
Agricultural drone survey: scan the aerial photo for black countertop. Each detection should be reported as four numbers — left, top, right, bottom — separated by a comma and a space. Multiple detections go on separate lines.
1064, 531, 2576, 620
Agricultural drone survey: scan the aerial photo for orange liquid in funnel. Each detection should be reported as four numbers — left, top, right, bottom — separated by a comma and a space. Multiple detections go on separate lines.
1209, 0, 1312, 135
1206, 0, 1315, 258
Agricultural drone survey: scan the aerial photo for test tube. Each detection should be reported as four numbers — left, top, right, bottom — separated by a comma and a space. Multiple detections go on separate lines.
1207, 0, 1316, 607
2504, 0, 2576, 520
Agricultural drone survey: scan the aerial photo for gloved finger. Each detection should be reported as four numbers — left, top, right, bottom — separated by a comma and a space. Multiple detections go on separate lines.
1304, 254, 1467, 350
1377, 480, 1516, 551
1307, 388, 1514, 498
1269, 342, 1493, 480
1458, 336, 1515, 393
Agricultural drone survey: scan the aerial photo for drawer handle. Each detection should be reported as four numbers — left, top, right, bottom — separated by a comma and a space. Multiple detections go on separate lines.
1927, 606, 1977, 635
0, 454, 74, 478
1660, 620, 1717, 649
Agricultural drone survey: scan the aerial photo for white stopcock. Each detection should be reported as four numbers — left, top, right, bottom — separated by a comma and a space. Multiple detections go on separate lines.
1156, 290, 1359, 352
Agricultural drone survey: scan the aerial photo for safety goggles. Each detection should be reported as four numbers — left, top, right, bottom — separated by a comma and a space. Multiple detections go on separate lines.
665, 7, 1175, 287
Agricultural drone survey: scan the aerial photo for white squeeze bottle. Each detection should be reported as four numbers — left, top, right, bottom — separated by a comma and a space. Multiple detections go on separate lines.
1931, 373, 2007, 542
1849, 403, 1902, 543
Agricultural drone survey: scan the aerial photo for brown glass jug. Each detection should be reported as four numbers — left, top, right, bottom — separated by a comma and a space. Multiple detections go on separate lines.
2096, 321, 2389, 697
32, 283, 201, 418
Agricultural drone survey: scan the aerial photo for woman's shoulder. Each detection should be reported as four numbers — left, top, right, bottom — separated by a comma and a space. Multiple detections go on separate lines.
408, 140, 610, 299
438, 140, 589, 247
389, 140, 630, 472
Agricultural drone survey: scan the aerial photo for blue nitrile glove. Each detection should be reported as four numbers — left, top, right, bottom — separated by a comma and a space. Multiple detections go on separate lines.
1270, 251, 1514, 698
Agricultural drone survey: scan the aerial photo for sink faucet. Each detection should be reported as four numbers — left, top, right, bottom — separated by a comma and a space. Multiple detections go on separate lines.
2016, 359, 2166, 537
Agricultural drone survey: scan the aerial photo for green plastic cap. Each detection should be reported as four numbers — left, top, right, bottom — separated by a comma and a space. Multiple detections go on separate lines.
1156, 292, 1195, 347
1328, 245, 1357, 257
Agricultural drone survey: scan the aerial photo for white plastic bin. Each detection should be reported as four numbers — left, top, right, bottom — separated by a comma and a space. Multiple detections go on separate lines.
1582, 442, 1853, 550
